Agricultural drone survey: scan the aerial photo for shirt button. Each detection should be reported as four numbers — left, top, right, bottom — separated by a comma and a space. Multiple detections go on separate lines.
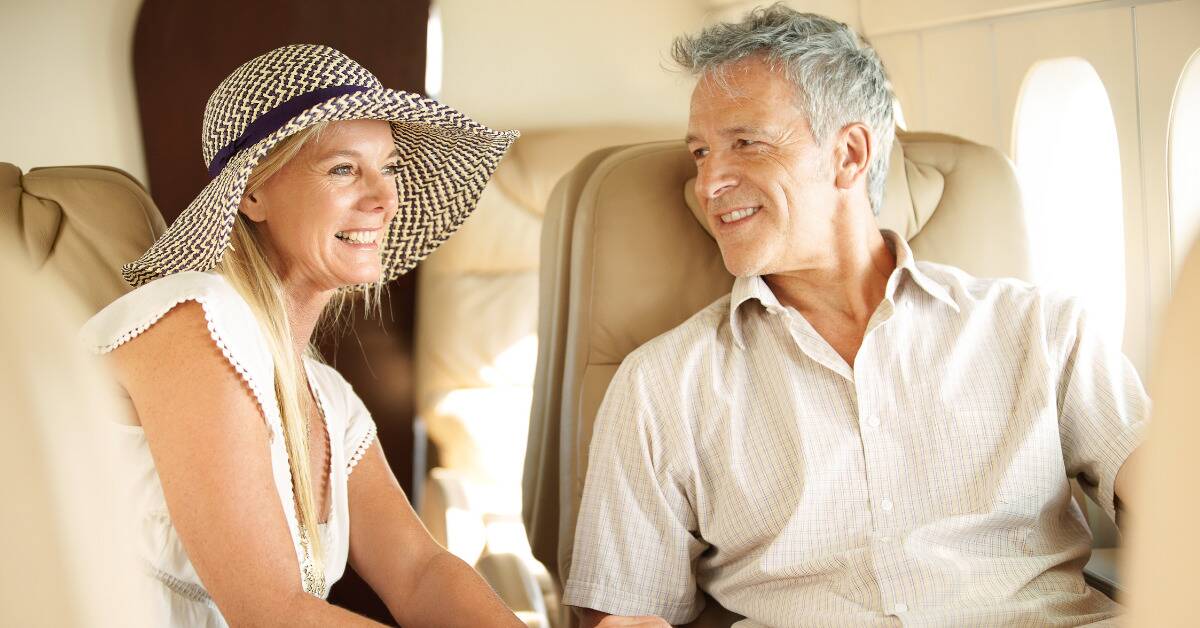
864, 415, 881, 428
894, 603, 908, 614
879, 535, 892, 543
880, 498, 894, 512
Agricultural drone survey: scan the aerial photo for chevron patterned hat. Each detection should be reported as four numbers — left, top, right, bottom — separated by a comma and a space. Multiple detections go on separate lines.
122, 44, 519, 288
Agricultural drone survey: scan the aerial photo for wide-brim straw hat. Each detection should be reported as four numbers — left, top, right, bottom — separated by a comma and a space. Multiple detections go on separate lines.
122, 44, 519, 288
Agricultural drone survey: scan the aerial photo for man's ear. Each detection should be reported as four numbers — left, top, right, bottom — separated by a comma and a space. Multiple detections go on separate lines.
834, 123, 872, 191
238, 190, 267, 223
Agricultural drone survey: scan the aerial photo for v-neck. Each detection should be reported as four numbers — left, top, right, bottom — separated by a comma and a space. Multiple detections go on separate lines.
303, 359, 335, 526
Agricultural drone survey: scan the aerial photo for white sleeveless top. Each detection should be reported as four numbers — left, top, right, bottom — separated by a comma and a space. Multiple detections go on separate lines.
80, 271, 378, 627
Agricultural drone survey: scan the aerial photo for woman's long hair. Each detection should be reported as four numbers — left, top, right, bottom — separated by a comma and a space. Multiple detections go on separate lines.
216, 121, 385, 578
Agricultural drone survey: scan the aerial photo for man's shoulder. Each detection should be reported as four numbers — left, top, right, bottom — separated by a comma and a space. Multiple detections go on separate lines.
915, 261, 1091, 336
915, 260, 1060, 307
620, 292, 734, 374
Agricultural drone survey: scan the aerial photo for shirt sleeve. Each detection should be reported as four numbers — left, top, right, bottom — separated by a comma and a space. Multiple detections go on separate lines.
337, 373, 378, 478
1052, 297, 1147, 522
561, 353, 708, 624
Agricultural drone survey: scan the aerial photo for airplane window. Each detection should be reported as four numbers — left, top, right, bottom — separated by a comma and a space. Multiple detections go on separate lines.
1170, 50, 1200, 271
1014, 57, 1125, 344
425, 3, 443, 99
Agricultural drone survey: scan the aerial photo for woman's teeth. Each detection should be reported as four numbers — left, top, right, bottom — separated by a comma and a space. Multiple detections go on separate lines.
335, 230, 377, 244
720, 207, 759, 223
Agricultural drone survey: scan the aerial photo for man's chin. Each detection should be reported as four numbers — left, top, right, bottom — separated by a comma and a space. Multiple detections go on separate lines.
720, 254, 766, 279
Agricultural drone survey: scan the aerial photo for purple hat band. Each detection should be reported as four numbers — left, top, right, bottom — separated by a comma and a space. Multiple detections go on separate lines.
207, 84, 370, 178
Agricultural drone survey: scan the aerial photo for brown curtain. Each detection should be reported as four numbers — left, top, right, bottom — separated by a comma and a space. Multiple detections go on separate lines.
133, 1, 430, 623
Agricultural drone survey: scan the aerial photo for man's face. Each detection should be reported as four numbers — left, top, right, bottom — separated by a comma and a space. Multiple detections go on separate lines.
686, 57, 839, 278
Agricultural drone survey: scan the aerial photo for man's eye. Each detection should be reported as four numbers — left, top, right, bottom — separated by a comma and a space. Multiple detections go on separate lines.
691, 148, 709, 159
736, 139, 757, 148
330, 164, 355, 176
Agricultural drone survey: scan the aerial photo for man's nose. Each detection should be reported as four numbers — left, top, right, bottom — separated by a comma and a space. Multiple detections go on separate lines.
697, 153, 738, 200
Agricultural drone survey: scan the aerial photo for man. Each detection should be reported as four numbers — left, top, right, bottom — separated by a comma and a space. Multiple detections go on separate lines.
562, 5, 1144, 627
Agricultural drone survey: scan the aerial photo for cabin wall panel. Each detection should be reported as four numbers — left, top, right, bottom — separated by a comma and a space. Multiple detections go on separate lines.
706, 0, 862, 28
1133, 0, 1200, 355
920, 25, 1000, 149
861, 0, 1159, 36
0, 0, 146, 181
437, 0, 707, 132
872, 33, 926, 130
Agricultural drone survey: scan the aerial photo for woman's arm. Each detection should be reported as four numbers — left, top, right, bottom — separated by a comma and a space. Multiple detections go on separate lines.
346, 441, 523, 627
111, 301, 383, 626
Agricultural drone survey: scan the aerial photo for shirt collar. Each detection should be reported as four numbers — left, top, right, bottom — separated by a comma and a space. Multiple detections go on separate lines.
727, 230, 959, 349
881, 229, 959, 312
729, 274, 782, 349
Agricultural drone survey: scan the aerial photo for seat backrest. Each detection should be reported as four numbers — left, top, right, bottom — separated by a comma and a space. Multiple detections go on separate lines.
0, 235, 152, 627
415, 127, 675, 512
0, 163, 164, 624
1126, 240, 1200, 625
0, 162, 167, 319
523, 131, 1034, 596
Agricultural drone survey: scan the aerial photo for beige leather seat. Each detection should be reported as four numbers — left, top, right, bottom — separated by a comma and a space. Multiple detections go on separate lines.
413, 127, 676, 626
1, 163, 166, 318
1126, 240, 1200, 625
522, 132, 1119, 624
0, 162, 163, 625
0, 236, 153, 627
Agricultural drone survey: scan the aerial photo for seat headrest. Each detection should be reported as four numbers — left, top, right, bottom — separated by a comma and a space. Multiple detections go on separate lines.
683, 130, 947, 239
0, 163, 166, 317
426, 127, 678, 275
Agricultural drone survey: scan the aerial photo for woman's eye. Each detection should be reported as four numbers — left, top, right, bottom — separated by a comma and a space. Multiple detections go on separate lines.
383, 164, 402, 176
330, 164, 355, 176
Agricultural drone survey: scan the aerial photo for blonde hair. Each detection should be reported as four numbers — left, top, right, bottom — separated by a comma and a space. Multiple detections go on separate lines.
216, 121, 385, 581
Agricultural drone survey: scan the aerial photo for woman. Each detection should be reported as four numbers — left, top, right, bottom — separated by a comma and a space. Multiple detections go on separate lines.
82, 44, 522, 626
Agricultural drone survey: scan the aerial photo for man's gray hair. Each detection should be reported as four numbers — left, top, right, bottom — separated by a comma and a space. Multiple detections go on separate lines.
672, 4, 895, 213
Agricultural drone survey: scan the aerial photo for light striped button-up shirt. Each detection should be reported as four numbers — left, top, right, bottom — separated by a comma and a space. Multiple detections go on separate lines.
563, 231, 1145, 627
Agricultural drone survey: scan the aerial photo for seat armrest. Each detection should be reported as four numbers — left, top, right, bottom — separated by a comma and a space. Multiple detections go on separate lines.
1084, 548, 1121, 600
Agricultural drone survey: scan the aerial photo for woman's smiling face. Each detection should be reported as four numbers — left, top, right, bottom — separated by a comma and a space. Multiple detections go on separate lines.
240, 119, 401, 294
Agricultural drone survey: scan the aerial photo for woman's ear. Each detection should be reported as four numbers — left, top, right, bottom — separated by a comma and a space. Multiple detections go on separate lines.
238, 190, 267, 223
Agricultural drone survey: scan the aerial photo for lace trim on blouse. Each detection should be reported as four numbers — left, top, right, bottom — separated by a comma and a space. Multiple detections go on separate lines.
347, 423, 377, 476
147, 563, 217, 607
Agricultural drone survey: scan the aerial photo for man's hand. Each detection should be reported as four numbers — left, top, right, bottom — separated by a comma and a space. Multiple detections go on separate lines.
580, 608, 672, 628
596, 616, 672, 627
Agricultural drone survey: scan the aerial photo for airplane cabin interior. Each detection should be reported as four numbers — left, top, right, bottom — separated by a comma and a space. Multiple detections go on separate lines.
3, 0, 1199, 626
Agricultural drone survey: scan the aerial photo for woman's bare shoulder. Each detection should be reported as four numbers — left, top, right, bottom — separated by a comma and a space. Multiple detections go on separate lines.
108, 300, 266, 432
